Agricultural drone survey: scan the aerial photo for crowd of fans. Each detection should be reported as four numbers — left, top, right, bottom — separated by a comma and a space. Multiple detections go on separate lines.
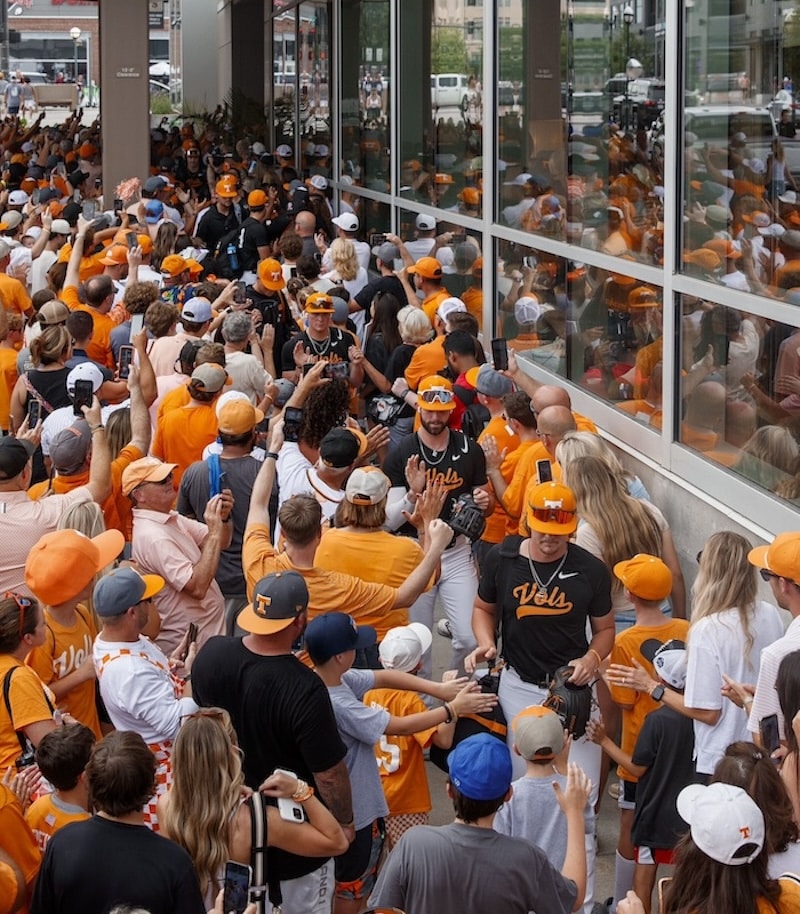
0, 107, 799, 914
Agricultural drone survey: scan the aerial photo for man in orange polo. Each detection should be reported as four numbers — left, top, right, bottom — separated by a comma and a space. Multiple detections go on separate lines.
405, 256, 451, 325
0, 238, 32, 318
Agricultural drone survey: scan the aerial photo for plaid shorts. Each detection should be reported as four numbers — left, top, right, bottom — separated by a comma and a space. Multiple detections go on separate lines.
335, 818, 385, 901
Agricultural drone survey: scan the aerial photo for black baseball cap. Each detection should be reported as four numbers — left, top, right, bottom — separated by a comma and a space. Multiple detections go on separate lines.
236, 571, 309, 635
0, 437, 34, 480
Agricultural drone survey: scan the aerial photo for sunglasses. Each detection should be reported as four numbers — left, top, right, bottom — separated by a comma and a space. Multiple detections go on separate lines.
5, 591, 32, 639
529, 507, 575, 525
419, 387, 454, 405
759, 568, 779, 583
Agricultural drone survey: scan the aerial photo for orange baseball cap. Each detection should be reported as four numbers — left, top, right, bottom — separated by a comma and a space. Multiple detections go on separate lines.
216, 176, 239, 199
305, 291, 335, 314
122, 457, 178, 495
525, 481, 578, 535
25, 529, 125, 605
417, 375, 456, 411
160, 254, 189, 277
749, 532, 800, 583
99, 245, 129, 266
248, 189, 268, 208
258, 258, 285, 290
613, 553, 673, 601
408, 256, 443, 281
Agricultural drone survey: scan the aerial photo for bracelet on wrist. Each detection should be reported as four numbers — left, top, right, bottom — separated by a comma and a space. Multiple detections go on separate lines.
266, 451, 279, 461
587, 648, 603, 669
292, 779, 315, 802
90, 423, 104, 432
443, 702, 454, 724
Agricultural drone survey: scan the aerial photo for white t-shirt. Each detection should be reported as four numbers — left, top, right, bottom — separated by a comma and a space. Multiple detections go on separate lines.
224, 349, 271, 404
274, 441, 342, 544
685, 600, 784, 774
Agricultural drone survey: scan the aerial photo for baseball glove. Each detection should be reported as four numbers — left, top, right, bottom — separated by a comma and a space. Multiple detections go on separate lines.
541, 665, 593, 739
447, 493, 486, 542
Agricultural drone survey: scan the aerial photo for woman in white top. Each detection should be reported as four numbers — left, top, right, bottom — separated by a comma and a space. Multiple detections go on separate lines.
322, 238, 369, 336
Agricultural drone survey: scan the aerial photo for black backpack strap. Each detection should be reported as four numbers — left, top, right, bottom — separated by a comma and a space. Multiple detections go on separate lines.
248, 791, 270, 913
3, 667, 29, 753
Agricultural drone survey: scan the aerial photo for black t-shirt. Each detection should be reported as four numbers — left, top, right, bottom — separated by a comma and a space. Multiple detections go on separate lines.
280, 327, 353, 373
383, 430, 487, 534
632, 705, 697, 850
177, 455, 262, 596
238, 216, 271, 271
478, 537, 612, 683
191, 637, 346, 880
31, 816, 205, 914
354, 275, 405, 317
195, 204, 240, 252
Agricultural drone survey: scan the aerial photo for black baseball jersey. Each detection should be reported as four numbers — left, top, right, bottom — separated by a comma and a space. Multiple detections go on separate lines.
280, 328, 353, 372
478, 536, 612, 683
384, 430, 487, 535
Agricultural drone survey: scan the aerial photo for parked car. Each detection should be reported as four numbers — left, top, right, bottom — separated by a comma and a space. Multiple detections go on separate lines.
430, 73, 468, 109
624, 78, 666, 128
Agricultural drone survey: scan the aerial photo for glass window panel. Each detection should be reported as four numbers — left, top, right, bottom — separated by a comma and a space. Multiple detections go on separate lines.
340, 0, 391, 191
397, 207, 484, 331
497, 1, 663, 263
495, 240, 662, 430
399, 2, 483, 215
271, 3, 331, 175
680, 0, 800, 298
679, 295, 800, 502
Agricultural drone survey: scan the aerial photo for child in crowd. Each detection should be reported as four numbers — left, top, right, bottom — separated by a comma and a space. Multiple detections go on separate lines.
0, 312, 22, 434
494, 705, 592, 872
25, 723, 95, 850
588, 645, 696, 914
305, 612, 497, 914
24, 528, 125, 739
364, 621, 460, 848
603, 554, 689, 911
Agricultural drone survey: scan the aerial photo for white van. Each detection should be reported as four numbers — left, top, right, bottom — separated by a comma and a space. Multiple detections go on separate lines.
431, 73, 468, 109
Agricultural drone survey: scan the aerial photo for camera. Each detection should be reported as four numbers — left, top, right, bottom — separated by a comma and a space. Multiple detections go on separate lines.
15, 747, 36, 769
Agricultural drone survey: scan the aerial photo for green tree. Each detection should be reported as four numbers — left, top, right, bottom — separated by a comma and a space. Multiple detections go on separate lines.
498, 26, 524, 84
431, 27, 467, 74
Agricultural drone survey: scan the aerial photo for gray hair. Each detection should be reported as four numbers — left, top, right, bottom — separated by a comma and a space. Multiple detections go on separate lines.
221, 310, 252, 344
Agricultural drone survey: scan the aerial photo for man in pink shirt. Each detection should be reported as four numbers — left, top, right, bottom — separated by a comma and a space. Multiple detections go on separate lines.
123, 456, 232, 655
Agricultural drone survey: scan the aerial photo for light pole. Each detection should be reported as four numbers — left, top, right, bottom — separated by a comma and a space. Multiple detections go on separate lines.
622, 4, 634, 129
70, 26, 81, 83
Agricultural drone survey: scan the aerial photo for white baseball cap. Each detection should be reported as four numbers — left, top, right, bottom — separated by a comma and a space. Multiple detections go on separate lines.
677, 783, 764, 866
378, 623, 433, 673
332, 213, 359, 232
415, 213, 437, 231
67, 362, 105, 394
436, 297, 467, 322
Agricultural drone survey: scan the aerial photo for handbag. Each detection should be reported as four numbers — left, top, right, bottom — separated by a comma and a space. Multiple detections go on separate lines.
365, 393, 405, 426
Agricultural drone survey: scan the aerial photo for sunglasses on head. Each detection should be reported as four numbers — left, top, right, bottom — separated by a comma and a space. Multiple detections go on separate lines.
5, 591, 32, 639
529, 506, 575, 525
419, 387, 454, 405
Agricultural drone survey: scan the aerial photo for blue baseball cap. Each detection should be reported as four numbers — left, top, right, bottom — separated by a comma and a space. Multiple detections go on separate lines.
94, 567, 164, 617
304, 612, 376, 665
448, 733, 513, 800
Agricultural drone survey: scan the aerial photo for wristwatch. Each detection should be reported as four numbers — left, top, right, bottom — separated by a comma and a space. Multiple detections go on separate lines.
650, 684, 665, 702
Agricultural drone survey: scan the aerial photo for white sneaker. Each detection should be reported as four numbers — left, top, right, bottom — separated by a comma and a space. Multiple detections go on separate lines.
436, 619, 453, 638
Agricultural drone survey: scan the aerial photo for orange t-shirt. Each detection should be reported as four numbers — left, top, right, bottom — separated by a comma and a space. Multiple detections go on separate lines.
25, 604, 101, 739
110, 444, 145, 540
25, 794, 90, 851
421, 288, 451, 326
364, 687, 436, 815
0, 782, 41, 913
617, 400, 663, 430
608, 618, 690, 782
404, 337, 447, 391
479, 416, 521, 544
502, 441, 562, 534
243, 525, 399, 653
0, 273, 31, 316
152, 401, 218, 489
0, 657, 55, 772
61, 286, 116, 371
461, 285, 483, 328
156, 382, 191, 426
315, 528, 433, 639
0, 346, 19, 432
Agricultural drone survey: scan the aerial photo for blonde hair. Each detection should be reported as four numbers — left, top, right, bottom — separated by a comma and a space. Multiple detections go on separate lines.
160, 709, 244, 899
737, 426, 799, 477
399, 306, 434, 345
691, 531, 758, 665
334, 496, 388, 529
562, 455, 662, 591
329, 238, 359, 282
556, 432, 631, 482
30, 324, 70, 365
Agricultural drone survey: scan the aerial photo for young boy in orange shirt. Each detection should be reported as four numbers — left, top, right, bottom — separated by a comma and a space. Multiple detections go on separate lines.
24, 528, 125, 739
25, 723, 94, 850
0, 312, 22, 433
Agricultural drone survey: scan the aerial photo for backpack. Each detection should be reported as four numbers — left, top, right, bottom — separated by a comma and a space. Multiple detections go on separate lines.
211, 224, 246, 279
453, 382, 490, 439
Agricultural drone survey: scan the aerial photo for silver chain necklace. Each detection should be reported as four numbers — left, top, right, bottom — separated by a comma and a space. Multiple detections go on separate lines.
526, 548, 568, 597
417, 432, 450, 467
307, 333, 331, 356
